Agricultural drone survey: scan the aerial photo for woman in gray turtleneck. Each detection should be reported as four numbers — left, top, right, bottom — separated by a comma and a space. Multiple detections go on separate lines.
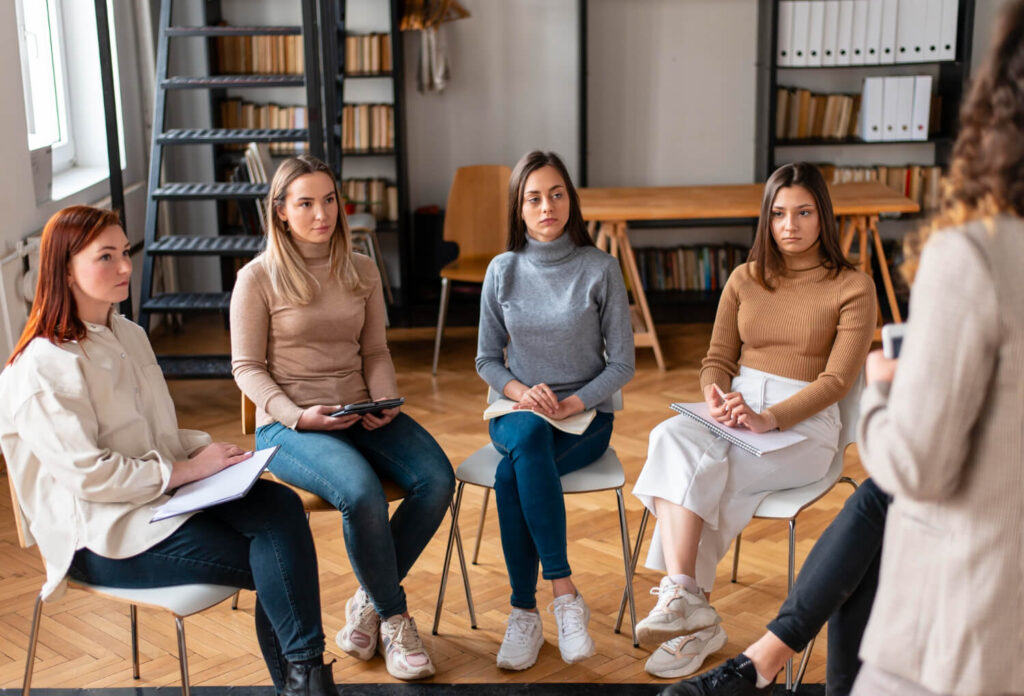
475, 150, 634, 671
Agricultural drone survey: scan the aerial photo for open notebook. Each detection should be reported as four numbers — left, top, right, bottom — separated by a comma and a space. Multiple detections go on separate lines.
483, 399, 596, 436
670, 402, 807, 456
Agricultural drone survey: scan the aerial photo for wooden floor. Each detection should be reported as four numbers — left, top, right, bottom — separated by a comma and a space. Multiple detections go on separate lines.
0, 318, 867, 689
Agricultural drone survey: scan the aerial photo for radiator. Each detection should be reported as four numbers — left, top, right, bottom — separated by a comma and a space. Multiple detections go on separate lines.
0, 238, 40, 360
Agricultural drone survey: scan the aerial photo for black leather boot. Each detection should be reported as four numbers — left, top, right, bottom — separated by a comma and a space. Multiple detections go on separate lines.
281, 659, 336, 696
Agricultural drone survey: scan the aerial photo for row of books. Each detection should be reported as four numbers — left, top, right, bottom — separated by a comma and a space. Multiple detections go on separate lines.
342, 178, 399, 222
214, 32, 305, 75
219, 99, 309, 154
344, 33, 393, 74
777, 0, 959, 67
635, 245, 749, 293
818, 163, 943, 211
777, 88, 860, 140
340, 103, 395, 153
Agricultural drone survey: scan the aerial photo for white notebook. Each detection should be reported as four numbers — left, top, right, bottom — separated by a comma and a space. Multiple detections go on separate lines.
670, 402, 807, 457
150, 446, 279, 523
483, 399, 597, 436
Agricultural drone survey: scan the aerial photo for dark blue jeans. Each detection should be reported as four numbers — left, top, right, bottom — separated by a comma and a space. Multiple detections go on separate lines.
69, 480, 324, 693
257, 412, 455, 618
489, 410, 614, 610
766, 478, 891, 696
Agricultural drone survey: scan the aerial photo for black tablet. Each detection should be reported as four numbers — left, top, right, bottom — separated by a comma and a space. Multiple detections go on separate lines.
329, 397, 405, 417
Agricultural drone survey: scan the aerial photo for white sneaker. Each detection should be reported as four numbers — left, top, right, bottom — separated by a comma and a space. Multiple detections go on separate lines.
335, 587, 379, 661
378, 615, 435, 680
550, 593, 596, 664
496, 608, 545, 671
635, 576, 721, 645
644, 624, 728, 678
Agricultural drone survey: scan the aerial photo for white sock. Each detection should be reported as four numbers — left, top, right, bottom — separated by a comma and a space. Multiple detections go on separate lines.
754, 669, 774, 688
668, 574, 702, 595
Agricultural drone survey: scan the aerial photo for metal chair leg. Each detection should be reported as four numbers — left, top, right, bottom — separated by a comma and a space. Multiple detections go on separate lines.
231, 590, 240, 610
130, 604, 140, 679
791, 634, 815, 693
839, 475, 859, 492
21, 594, 43, 696
784, 518, 797, 690
731, 532, 743, 582
452, 511, 477, 628
615, 489, 639, 647
432, 481, 466, 634
472, 488, 490, 564
431, 277, 451, 375
616, 506, 649, 634
175, 616, 190, 696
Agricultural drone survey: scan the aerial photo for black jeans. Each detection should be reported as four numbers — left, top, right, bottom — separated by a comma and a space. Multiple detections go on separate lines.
69, 480, 325, 692
766, 478, 891, 696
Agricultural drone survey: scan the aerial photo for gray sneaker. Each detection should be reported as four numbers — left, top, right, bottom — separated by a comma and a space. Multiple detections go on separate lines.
636, 576, 721, 644
645, 624, 728, 679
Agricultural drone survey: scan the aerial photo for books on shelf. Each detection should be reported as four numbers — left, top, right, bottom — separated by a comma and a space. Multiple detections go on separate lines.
219, 98, 308, 154
340, 104, 395, 152
818, 163, 943, 212
777, 88, 861, 140
344, 33, 393, 74
633, 244, 748, 293
214, 30, 304, 75
341, 177, 399, 222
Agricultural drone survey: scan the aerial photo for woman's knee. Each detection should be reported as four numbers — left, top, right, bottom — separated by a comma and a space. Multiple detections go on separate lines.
493, 413, 553, 458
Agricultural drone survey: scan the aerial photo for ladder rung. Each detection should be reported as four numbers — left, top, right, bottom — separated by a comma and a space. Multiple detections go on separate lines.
158, 128, 309, 144
142, 292, 232, 312
163, 75, 304, 89
152, 182, 269, 200
148, 235, 264, 256
156, 355, 233, 380
166, 26, 301, 37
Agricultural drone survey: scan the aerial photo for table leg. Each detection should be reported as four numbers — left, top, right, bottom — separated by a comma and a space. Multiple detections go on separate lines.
610, 222, 666, 371
869, 216, 903, 323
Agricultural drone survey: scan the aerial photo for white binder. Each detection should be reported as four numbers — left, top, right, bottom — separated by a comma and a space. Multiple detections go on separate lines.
865, 0, 883, 64
939, 0, 959, 60
911, 74, 933, 140
897, 0, 927, 63
836, 0, 855, 65
850, 0, 869, 65
895, 75, 917, 140
778, 1, 796, 66
923, 0, 943, 61
823, 0, 841, 65
792, 1, 811, 67
879, 0, 899, 63
861, 76, 886, 142
808, 1, 826, 66
882, 76, 902, 140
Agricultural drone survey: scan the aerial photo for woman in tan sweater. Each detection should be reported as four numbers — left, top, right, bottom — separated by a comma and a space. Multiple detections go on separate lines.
631, 162, 877, 679
230, 156, 455, 681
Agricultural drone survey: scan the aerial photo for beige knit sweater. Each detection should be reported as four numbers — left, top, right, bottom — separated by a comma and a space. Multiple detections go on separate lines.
700, 245, 877, 430
230, 239, 397, 429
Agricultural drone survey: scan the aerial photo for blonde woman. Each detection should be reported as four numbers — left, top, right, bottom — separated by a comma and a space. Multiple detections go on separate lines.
230, 155, 454, 681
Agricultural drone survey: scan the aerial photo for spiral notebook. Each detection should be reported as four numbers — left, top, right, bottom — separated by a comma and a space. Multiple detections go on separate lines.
670, 402, 806, 456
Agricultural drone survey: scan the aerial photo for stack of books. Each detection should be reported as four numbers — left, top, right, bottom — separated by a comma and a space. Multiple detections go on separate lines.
340, 104, 395, 153
819, 163, 943, 213
633, 245, 748, 293
214, 30, 304, 75
341, 178, 399, 222
344, 33, 393, 74
219, 99, 308, 155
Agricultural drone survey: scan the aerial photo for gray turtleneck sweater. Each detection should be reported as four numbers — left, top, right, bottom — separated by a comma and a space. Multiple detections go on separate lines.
476, 233, 635, 412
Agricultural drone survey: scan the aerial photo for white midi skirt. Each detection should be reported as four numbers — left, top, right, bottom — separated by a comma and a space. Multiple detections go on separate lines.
631, 366, 840, 591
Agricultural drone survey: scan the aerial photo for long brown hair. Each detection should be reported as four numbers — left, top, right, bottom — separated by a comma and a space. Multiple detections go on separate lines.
259, 155, 366, 305
7, 206, 121, 366
748, 162, 854, 289
506, 151, 593, 252
903, 0, 1024, 283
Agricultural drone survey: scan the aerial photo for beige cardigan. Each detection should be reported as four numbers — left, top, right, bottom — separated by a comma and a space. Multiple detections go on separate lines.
858, 216, 1024, 695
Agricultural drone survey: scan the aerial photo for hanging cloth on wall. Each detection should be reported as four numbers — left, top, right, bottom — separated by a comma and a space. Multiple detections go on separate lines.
417, 25, 450, 93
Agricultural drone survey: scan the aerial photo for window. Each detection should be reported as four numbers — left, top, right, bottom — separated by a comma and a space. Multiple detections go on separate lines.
15, 0, 70, 164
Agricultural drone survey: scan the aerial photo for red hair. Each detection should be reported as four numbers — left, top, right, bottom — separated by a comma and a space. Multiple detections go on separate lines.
7, 205, 122, 366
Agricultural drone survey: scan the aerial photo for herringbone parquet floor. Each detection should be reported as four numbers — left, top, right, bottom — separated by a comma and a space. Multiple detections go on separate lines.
0, 319, 867, 689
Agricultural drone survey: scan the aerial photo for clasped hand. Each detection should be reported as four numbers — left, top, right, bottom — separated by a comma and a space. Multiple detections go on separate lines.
510, 382, 584, 420
704, 384, 778, 433
296, 403, 399, 431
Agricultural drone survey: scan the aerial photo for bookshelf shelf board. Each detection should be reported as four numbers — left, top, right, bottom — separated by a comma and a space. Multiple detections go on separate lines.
166, 26, 301, 37
777, 59, 965, 71
340, 72, 394, 79
159, 128, 309, 144
164, 75, 305, 89
774, 136, 953, 147
341, 149, 397, 157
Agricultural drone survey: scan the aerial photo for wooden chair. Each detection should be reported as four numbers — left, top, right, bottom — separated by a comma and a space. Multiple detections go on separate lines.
431, 165, 511, 375
347, 211, 395, 307
8, 472, 239, 696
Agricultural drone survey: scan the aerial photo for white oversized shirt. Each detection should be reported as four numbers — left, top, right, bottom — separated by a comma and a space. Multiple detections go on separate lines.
0, 312, 211, 600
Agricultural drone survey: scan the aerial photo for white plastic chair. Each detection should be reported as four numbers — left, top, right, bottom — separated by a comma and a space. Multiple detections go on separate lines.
9, 481, 240, 696
617, 373, 864, 691
432, 389, 639, 647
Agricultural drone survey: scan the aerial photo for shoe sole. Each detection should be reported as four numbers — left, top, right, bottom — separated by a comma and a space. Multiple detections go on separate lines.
496, 651, 541, 671
644, 628, 729, 679
559, 635, 596, 664
636, 613, 722, 645
377, 641, 435, 680
335, 627, 375, 662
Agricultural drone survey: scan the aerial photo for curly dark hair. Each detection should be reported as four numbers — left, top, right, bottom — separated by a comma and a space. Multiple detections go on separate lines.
903, 0, 1024, 282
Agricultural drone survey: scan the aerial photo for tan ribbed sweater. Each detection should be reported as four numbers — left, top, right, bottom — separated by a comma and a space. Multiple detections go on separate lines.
700, 246, 877, 430
230, 240, 397, 429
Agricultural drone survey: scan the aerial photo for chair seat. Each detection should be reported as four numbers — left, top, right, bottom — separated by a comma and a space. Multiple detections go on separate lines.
440, 255, 493, 283
265, 471, 405, 509
456, 444, 625, 493
752, 456, 845, 521
69, 580, 239, 617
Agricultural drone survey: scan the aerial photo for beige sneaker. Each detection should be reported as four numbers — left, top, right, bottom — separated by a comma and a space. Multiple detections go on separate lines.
378, 615, 435, 680
550, 593, 596, 664
645, 624, 728, 678
635, 576, 721, 645
335, 587, 379, 661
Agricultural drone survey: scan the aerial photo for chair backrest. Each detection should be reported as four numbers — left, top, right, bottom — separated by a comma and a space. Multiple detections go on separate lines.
443, 165, 511, 259
486, 386, 623, 412
242, 393, 256, 436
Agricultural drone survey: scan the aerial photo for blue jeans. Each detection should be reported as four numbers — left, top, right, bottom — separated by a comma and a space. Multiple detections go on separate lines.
767, 478, 891, 696
69, 480, 324, 693
489, 411, 614, 610
257, 412, 455, 618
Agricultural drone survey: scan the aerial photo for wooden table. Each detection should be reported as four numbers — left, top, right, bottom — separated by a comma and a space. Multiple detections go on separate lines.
578, 181, 920, 370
